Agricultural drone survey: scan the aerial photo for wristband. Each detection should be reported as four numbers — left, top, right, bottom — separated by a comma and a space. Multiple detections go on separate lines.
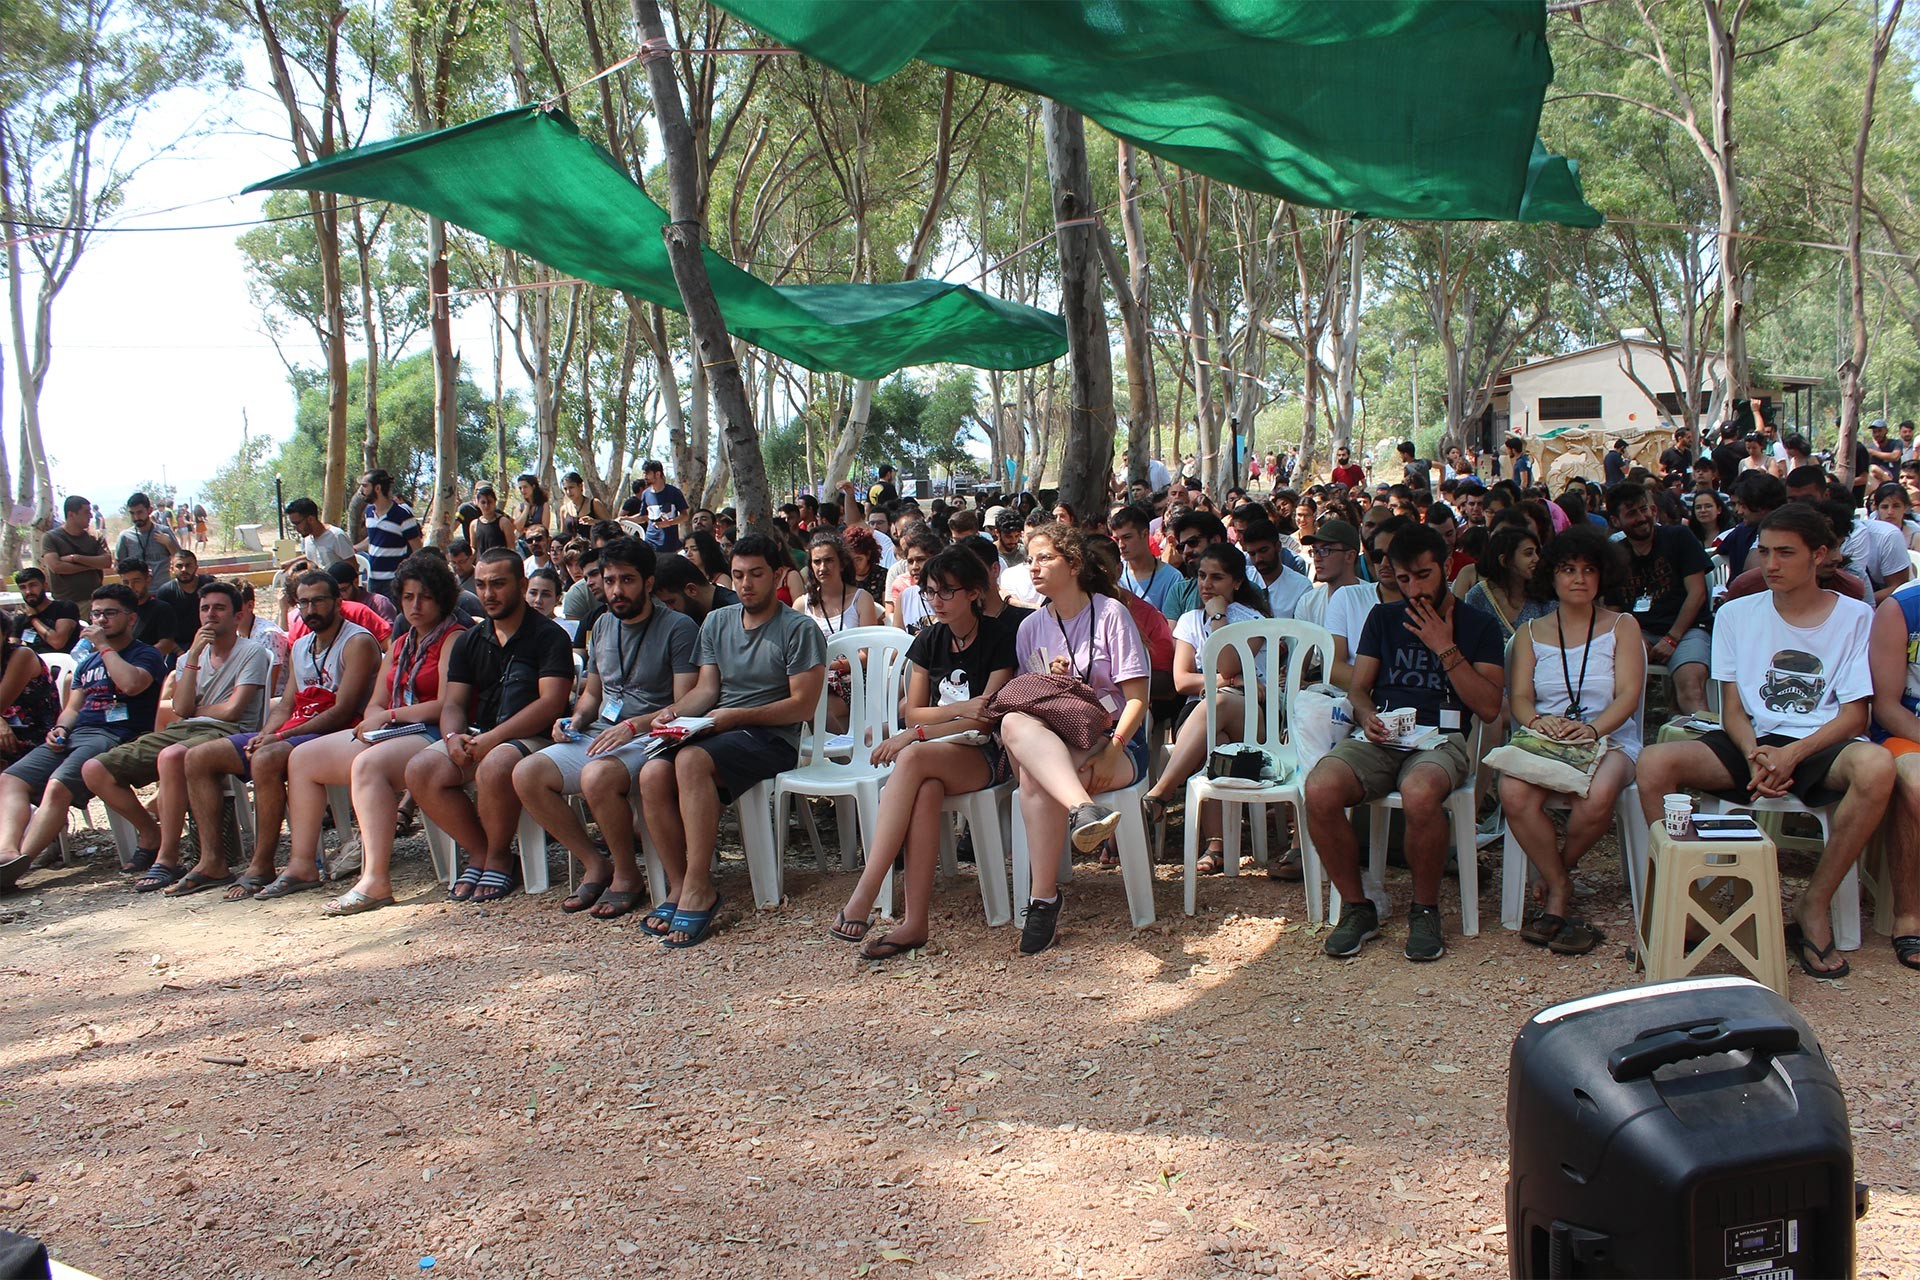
624, 718, 643, 733
1664, 635, 1681, 648
179, 663, 200, 672
914, 724, 926, 740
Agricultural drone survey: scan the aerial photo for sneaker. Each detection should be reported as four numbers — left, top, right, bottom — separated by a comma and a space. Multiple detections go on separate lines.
1323, 901, 1380, 957
1020, 896, 1062, 955
1405, 904, 1447, 962
1068, 802, 1121, 854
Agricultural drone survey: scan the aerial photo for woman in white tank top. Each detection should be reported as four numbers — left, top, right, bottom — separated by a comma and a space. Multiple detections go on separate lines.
1501, 527, 1646, 956
799, 532, 881, 731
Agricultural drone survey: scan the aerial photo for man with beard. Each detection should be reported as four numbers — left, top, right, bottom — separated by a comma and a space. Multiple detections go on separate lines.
405, 549, 576, 903
1303, 523, 1506, 962
117, 492, 180, 579
12, 568, 78, 655
514, 538, 700, 919
1158, 510, 1230, 621
651, 554, 740, 625
1238, 519, 1311, 619
179, 571, 381, 898
1605, 481, 1712, 714
154, 549, 215, 657
635, 534, 826, 949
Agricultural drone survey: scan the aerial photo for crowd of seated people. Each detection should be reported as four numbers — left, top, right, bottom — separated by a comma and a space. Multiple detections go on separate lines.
0, 446, 1914, 980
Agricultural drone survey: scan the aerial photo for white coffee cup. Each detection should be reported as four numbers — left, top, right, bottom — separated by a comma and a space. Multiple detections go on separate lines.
1662, 793, 1693, 837
1379, 709, 1416, 739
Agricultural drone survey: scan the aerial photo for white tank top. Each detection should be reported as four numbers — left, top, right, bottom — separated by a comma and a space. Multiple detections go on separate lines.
1528, 615, 1643, 761
293, 619, 370, 692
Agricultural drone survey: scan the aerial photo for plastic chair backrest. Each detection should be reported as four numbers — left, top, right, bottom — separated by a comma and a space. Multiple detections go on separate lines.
41, 650, 76, 702
798, 625, 914, 762
1200, 618, 1335, 766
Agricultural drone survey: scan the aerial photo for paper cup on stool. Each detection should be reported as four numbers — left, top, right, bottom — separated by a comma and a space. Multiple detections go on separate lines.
1662, 793, 1693, 837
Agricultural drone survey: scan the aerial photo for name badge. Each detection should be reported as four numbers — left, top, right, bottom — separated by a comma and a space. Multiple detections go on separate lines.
105, 702, 129, 723
1100, 690, 1122, 714
1632, 594, 1652, 613
602, 696, 624, 724
1439, 708, 1462, 731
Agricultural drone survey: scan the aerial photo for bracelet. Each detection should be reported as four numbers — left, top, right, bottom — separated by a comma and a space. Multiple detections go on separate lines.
624, 718, 643, 733
179, 663, 200, 672
914, 724, 926, 740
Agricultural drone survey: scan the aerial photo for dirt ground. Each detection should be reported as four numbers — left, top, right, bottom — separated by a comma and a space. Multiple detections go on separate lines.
3, 806, 1917, 1280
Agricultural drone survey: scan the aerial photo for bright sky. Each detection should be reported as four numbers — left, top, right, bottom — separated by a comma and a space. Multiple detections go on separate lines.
20, 60, 512, 510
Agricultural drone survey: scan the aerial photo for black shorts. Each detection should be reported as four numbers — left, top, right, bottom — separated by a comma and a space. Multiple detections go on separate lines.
1695, 730, 1853, 808
659, 727, 797, 801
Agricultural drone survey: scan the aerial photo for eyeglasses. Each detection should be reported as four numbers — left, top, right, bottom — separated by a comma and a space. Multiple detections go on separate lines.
921, 584, 964, 603
88, 608, 126, 620
1307, 544, 1351, 556
294, 596, 334, 609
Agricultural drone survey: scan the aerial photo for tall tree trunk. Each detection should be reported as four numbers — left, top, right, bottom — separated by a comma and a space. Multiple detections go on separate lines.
1704, 2, 1747, 403
1332, 220, 1365, 454
1836, 0, 1904, 486
824, 378, 877, 495
1041, 100, 1116, 516
424, 215, 460, 544
1113, 141, 1155, 487
633, 0, 772, 529
0, 341, 14, 571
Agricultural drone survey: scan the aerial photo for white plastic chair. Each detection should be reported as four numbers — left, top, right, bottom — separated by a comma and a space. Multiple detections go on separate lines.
1692, 792, 1867, 952
769, 627, 912, 900
938, 781, 1014, 927
1010, 773, 1155, 929
1499, 783, 1646, 931
40, 650, 77, 693
1328, 720, 1489, 936
1181, 619, 1335, 921
108, 776, 256, 867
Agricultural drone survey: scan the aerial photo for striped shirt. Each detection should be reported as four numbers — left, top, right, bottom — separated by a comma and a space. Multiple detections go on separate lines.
365, 500, 420, 595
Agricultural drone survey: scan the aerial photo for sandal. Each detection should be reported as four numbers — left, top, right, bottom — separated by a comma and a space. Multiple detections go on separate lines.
323, 888, 395, 917
0, 854, 29, 893
1196, 840, 1227, 876
252, 873, 323, 900
471, 869, 515, 903
164, 869, 237, 897
448, 866, 483, 903
661, 894, 723, 949
1785, 921, 1851, 981
222, 873, 274, 902
562, 881, 608, 914
640, 901, 677, 938
589, 889, 643, 920
1140, 794, 1169, 827
1547, 918, 1605, 956
1098, 839, 1120, 869
134, 863, 185, 893
117, 847, 158, 874
1895, 935, 1920, 972
1268, 849, 1304, 882
860, 932, 926, 962
829, 910, 871, 944
1520, 912, 1567, 947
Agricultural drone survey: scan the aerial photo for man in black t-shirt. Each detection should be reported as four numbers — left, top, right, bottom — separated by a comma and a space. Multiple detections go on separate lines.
12, 568, 78, 654
1605, 480, 1712, 712
154, 550, 214, 653
404, 548, 575, 903
115, 560, 177, 655
1658, 425, 1697, 480
1302, 524, 1506, 963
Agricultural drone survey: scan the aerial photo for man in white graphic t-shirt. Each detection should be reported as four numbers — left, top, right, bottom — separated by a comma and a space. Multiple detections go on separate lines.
1636, 503, 1895, 981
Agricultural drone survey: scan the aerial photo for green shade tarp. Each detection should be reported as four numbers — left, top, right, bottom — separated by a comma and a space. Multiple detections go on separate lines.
247, 108, 1068, 379
715, 0, 1601, 227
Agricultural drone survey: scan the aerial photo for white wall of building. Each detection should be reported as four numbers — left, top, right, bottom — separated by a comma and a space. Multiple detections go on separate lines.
1503, 341, 1727, 438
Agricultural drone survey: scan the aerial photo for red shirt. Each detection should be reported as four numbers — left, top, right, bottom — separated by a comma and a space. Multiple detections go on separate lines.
1330, 464, 1365, 490
1447, 549, 1476, 581
288, 598, 393, 645
1121, 593, 1176, 671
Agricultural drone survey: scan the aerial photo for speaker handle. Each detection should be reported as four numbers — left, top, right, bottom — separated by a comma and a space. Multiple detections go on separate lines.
1608, 1018, 1801, 1082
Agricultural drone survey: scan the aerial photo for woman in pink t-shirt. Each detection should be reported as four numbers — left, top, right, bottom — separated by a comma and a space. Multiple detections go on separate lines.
1003, 524, 1150, 954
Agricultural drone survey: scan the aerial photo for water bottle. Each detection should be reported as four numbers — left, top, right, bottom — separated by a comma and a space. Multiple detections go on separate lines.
72, 637, 96, 664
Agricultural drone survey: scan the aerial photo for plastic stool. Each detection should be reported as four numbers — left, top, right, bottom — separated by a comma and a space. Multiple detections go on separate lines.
1640, 823, 1789, 996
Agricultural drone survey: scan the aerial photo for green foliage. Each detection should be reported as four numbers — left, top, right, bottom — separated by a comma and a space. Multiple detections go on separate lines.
203, 433, 278, 543
274, 352, 525, 508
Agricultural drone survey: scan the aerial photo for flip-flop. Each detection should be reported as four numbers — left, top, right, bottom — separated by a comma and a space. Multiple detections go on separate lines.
1520, 912, 1567, 947
117, 847, 158, 873
0, 854, 29, 893
562, 881, 608, 914
640, 901, 678, 938
828, 910, 871, 943
860, 933, 926, 962
448, 866, 483, 903
661, 895, 723, 949
134, 863, 185, 893
252, 873, 323, 900
1893, 935, 1920, 972
164, 869, 237, 897
1547, 918, 1605, 956
1785, 921, 1851, 981
222, 873, 274, 902
323, 888, 395, 917
590, 889, 643, 920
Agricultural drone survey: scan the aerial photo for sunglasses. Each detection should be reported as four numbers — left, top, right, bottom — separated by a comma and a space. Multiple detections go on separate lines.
1367, 548, 1390, 561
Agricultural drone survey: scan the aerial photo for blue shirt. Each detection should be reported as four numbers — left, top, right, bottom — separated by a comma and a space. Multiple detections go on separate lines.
641, 484, 687, 550
1120, 561, 1179, 612
74, 640, 169, 738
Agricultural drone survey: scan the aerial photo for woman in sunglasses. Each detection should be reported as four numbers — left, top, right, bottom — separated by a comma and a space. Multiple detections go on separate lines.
829, 546, 1017, 960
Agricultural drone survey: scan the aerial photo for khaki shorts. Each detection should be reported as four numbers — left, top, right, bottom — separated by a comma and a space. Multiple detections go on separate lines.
1319, 732, 1473, 802
94, 720, 243, 787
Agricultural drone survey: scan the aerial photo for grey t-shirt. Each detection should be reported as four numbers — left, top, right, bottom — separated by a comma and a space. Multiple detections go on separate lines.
695, 603, 826, 748
116, 524, 175, 577
585, 605, 698, 724
183, 635, 273, 731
